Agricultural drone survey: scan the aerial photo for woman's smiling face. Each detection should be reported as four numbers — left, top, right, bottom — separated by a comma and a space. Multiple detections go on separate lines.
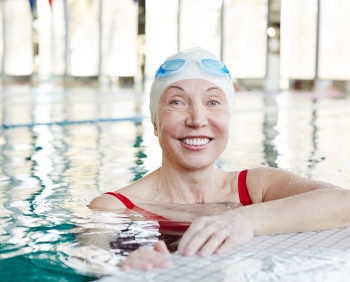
154, 79, 231, 170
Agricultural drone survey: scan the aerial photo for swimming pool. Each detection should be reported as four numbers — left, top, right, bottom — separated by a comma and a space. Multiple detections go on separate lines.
1, 84, 350, 281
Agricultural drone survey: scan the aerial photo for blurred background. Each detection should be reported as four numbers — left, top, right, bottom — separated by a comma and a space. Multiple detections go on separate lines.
1, 0, 349, 93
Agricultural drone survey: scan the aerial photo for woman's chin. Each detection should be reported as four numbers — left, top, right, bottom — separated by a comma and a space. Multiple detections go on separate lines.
164, 150, 219, 170
178, 158, 215, 171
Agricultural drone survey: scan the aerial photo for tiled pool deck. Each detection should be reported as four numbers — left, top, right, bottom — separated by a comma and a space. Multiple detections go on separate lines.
97, 227, 350, 281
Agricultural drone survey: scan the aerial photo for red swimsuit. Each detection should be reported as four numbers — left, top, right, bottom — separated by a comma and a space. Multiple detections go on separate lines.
105, 169, 252, 232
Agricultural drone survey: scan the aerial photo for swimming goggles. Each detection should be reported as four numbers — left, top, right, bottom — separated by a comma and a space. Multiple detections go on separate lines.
154, 58, 231, 80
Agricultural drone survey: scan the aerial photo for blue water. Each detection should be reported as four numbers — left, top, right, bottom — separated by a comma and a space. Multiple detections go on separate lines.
1, 85, 350, 281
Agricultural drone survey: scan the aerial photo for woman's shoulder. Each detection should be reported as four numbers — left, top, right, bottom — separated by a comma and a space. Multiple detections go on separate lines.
244, 166, 302, 183
237, 167, 318, 203
224, 167, 269, 183
88, 171, 158, 211
231, 167, 282, 181
225, 167, 281, 204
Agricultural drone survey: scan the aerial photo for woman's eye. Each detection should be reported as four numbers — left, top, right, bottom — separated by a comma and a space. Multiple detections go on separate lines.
170, 100, 182, 105
209, 100, 219, 106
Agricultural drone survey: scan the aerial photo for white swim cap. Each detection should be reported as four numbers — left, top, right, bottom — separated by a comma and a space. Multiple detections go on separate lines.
149, 47, 235, 124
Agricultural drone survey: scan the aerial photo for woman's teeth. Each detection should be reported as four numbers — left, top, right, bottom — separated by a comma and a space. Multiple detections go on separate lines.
181, 138, 210, 146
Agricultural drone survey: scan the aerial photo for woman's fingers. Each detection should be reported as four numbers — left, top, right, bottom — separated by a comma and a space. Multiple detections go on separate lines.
124, 256, 171, 270
178, 216, 210, 255
197, 231, 227, 256
154, 240, 170, 254
121, 253, 171, 271
179, 216, 221, 256
121, 258, 153, 271
120, 242, 172, 271
183, 225, 220, 256
178, 213, 254, 256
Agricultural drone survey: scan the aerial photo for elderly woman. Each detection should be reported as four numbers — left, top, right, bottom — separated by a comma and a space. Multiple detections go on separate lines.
89, 47, 350, 271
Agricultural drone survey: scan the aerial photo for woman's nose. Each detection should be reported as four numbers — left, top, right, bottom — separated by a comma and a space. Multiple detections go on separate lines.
184, 105, 208, 128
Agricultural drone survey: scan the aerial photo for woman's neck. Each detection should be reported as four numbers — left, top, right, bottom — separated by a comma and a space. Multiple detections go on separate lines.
153, 158, 225, 204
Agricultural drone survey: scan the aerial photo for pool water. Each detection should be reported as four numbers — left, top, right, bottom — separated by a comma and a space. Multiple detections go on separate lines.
0, 84, 350, 281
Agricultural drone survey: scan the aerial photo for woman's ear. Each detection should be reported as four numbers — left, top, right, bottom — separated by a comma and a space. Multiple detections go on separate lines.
153, 112, 159, 136
154, 122, 158, 137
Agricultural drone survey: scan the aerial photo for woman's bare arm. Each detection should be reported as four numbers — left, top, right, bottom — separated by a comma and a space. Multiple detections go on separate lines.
178, 168, 350, 256
247, 187, 350, 235
245, 167, 350, 233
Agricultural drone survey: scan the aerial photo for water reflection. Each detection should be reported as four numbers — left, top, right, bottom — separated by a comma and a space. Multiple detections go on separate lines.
262, 96, 279, 168
130, 100, 148, 181
262, 94, 327, 173
0, 86, 147, 280
307, 98, 325, 173
131, 125, 148, 182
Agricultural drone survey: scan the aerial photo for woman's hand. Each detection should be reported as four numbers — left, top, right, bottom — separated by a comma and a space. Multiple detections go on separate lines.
119, 241, 172, 271
178, 211, 254, 257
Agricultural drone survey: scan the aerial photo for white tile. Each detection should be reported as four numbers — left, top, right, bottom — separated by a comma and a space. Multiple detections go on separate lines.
294, 234, 313, 239
292, 243, 313, 249
205, 272, 226, 280
155, 277, 176, 282
313, 242, 335, 248
138, 228, 350, 281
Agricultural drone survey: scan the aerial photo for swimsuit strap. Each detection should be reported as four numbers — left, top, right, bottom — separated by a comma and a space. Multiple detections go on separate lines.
105, 192, 135, 209
238, 169, 253, 206
104, 192, 169, 220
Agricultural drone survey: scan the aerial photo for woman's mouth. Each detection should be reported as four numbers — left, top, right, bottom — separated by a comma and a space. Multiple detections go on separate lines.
180, 138, 211, 146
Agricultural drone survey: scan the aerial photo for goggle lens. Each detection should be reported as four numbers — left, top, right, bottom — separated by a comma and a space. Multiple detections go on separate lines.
201, 59, 231, 79
162, 59, 185, 71
201, 59, 225, 70
155, 59, 185, 79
